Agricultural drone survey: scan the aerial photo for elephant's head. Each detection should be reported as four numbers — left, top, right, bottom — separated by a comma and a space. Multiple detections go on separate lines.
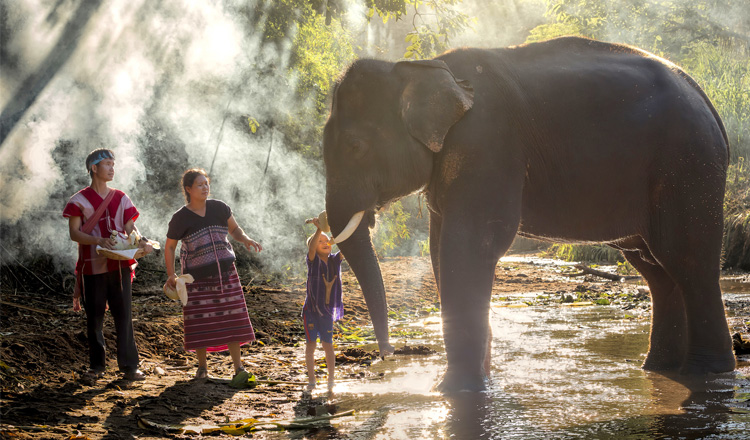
322, 58, 473, 355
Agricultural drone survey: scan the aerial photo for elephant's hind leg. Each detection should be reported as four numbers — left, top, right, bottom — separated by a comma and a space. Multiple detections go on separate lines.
617, 240, 687, 371
644, 209, 735, 374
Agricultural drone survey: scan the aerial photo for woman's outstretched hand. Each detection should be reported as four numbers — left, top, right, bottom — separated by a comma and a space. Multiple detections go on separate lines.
244, 238, 262, 252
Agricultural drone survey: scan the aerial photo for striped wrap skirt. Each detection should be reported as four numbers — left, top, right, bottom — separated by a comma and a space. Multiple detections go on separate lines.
183, 265, 255, 352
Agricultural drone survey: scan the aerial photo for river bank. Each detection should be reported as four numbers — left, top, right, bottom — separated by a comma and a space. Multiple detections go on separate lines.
1, 254, 749, 438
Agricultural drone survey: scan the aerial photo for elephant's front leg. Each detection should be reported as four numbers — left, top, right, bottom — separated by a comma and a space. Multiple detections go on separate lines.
436, 208, 519, 393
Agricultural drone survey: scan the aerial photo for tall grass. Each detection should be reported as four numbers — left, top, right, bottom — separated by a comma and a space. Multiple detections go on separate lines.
542, 243, 624, 264
723, 158, 750, 269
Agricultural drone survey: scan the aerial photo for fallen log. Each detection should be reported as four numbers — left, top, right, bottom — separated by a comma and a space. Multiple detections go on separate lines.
570, 264, 641, 282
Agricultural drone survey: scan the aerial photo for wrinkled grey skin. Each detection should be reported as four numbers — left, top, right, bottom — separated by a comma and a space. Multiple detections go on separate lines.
323, 36, 735, 393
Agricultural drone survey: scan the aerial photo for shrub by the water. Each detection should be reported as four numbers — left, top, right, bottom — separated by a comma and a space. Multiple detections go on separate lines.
723, 159, 750, 270
543, 243, 624, 264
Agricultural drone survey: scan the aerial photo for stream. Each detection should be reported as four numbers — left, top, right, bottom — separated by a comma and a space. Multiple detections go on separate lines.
285, 259, 750, 439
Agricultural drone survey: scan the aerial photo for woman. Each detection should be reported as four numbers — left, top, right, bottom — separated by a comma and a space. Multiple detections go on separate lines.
164, 168, 262, 380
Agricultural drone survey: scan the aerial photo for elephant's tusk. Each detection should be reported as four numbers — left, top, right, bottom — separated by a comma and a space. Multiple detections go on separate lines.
330, 211, 364, 245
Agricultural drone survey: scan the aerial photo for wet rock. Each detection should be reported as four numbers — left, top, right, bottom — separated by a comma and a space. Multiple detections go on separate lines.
394, 345, 436, 355
306, 403, 337, 416
337, 348, 377, 364
732, 333, 750, 355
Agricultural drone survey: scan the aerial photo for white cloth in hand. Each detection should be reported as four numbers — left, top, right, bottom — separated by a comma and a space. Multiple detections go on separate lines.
163, 274, 194, 306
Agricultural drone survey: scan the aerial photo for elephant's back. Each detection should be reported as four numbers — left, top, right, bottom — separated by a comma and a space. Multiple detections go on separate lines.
440, 37, 726, 164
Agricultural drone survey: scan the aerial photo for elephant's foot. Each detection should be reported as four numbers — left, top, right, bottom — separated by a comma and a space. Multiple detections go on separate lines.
679, 349, 736, 375
435, 370, 488, 394
642, 353, 683, 372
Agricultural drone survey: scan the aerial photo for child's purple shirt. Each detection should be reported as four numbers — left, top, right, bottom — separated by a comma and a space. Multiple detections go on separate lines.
304, 252, 344, 321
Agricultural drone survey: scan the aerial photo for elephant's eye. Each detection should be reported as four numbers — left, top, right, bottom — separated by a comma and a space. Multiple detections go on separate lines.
349, 139, 368, 159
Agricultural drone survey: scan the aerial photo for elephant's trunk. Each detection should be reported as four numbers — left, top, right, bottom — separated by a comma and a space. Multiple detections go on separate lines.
328, 208, 393, 356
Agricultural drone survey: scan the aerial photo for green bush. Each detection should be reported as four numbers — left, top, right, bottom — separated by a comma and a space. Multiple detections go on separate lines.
543, 243, 624, 264
723, 158, 750, 269
372, 195, 430, 257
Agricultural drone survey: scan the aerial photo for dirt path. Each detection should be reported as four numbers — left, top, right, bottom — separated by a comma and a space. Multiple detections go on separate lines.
1, 255, 748, 438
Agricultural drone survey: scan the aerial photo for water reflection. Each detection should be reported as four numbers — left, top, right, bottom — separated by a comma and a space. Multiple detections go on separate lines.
277, 289, 750, 439
550, 371, 749, 439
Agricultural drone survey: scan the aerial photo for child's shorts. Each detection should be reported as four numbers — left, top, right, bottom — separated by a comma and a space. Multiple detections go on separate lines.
303, 309, 334, 344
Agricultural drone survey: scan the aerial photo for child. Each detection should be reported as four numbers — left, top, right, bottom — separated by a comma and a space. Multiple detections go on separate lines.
63, 148, 152, 382
304, 217, 344, 392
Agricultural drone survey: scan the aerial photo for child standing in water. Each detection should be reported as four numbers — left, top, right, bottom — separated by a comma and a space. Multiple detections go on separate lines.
304, 217, 344, 392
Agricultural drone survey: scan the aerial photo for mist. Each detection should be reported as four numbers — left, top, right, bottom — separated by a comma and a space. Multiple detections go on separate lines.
1, 0, 746, 276
0, 0, 324, 272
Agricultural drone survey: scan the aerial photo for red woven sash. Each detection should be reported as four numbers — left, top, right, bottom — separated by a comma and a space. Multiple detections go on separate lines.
74, 189, 116, 300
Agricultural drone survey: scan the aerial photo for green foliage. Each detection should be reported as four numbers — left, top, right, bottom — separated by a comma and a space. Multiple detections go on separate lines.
372, 194, 430, 257
723, 158, 750, 269
247, 117, 260, 134
418, 238, 430, 257
258, 0, 341, 43
539, 0, 749, 56
615, 261, 638, 276
243, 1, 357, 160
543, 243, 624, 264
725, 158, 750, 215
373, 200, 412, 256
248, 0, 471, 160
366, 0, 408, 21
292, 9, 356, 113
525, 22, 583, 43
680, 42, 750, 161
400, 0, 472, 59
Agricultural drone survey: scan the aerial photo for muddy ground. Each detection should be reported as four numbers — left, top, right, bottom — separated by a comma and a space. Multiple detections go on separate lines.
1, 253, 749, 439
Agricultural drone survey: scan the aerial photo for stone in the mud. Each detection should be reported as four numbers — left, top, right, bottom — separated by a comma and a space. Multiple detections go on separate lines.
394, 345, 436, 355
307, 403, 337, 416
732, 333, 750, 355
337, 347, 378, 364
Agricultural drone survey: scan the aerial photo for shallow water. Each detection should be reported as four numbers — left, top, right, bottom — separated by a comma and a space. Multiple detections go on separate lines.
280, 304, 750, 439
279, 261, 750, 439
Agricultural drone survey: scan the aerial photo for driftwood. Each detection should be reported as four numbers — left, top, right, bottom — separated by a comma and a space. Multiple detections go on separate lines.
570, 264, 640, 282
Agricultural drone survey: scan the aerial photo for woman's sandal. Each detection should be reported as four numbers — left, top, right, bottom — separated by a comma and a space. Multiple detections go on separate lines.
194, 367, 208, 380
229, 368, 250, 388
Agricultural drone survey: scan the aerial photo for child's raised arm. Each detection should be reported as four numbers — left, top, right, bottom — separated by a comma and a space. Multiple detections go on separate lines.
307, 218, 322, 262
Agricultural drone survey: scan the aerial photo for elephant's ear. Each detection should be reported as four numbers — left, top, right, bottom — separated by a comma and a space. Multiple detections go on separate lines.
394, 59, 474, 153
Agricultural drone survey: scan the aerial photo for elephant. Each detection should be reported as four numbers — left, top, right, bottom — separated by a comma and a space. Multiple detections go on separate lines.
322, 36, 735, 392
